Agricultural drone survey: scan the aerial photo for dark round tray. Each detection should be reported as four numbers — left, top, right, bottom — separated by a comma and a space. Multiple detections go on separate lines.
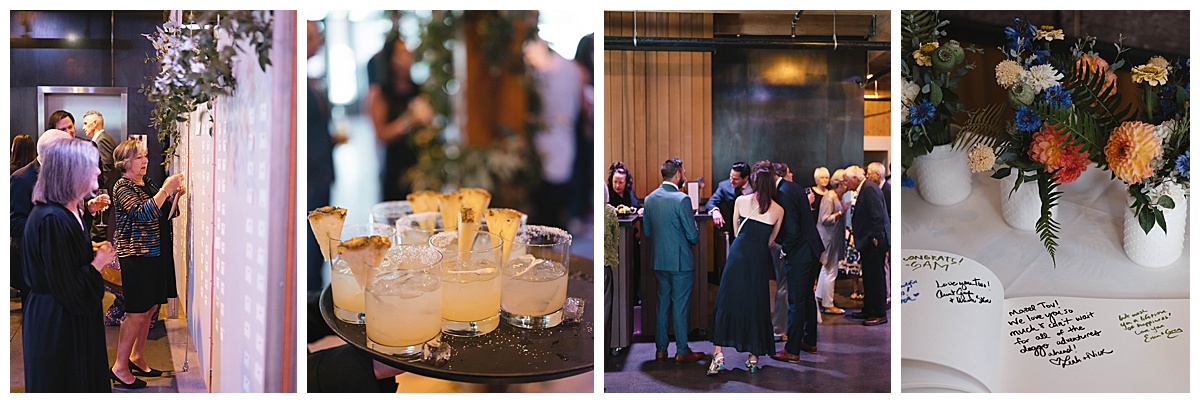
318, 257, 595, 384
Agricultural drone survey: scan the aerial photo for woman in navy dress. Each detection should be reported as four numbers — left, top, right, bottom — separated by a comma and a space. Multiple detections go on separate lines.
22, 137, 116, 392
708, 165, 783, 375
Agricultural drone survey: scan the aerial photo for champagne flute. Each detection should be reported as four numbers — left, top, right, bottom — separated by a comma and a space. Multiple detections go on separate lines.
95, 189, 109, 229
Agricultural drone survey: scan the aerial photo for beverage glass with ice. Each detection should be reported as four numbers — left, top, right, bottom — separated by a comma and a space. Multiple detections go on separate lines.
366, 244, 443, 359
370, 201, 414, 238
330, 223, 396, 324
429, 231, 503, 336
395, 212, 445, 246
501, 225, 571, 329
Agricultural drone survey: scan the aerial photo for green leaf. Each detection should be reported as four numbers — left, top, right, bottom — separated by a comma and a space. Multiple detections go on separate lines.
1138, 206, 1155, 234
1158, 195, 1176, 210
992, 166, 1012, 179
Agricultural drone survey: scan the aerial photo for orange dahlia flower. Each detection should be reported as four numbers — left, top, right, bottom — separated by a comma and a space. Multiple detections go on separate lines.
1105, 121, 1163, 184
1027, 124, 1089, 183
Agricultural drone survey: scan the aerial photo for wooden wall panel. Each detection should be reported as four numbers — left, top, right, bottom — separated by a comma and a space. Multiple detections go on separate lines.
864, 100, 890, 137
603, 12, 713, 201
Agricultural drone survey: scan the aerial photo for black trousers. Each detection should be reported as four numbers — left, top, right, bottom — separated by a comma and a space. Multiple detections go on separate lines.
784, 251, 819, 352
859, 239, 888, 318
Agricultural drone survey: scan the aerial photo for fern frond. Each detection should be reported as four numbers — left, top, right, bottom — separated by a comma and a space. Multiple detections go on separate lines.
901, 11, 938, 54
1035, 169, 1063, 267
953, 103, 1011, 151
1051, 54, 1137, 132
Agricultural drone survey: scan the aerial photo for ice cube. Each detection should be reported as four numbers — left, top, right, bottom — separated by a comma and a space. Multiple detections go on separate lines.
562, 297, 586, 323
423, 338, 451, 366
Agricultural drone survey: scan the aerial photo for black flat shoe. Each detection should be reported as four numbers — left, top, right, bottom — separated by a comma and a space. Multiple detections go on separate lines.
129, 360, 164, 377
110, 370, 147, 389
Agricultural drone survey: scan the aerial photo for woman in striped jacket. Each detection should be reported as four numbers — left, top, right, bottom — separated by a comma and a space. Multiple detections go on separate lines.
109, 139, 185, 388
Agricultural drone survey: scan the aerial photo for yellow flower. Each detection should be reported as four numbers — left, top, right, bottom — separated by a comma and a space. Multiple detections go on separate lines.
1034, 26, 1065, 41
912, 42, 939, 67
1105, 121, 1163, 184
1132, 64, 1170, 86
912, 49, 932, 67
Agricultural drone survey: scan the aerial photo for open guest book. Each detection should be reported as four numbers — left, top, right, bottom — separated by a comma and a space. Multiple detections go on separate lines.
900, 250, 1188, 392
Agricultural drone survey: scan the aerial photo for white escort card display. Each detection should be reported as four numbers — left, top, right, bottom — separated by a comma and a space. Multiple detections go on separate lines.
900, 249, 1188, 393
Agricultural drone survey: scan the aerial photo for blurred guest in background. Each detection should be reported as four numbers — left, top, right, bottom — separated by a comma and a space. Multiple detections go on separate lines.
525, 36, 581, 228
10, 134, 36, 174
11, 130, 76, 308
606, 161, 639, 209
308, 19, 335, 293
816, 169, 849, 315
47, 110, 76, 137
367, 30, 433, 202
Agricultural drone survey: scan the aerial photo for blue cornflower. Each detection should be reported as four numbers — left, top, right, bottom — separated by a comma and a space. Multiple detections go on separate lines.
901, 174, 916, 188
1014, 106, 1041, 132
908, 98, 936, 125
1176, 151, 1189, 179
1042, 85, 1073, 109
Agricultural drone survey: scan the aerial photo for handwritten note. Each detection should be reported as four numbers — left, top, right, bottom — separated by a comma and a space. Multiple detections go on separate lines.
901, 279, 920, 304
1005, 299, 1110, 369
1118, 309, 1184, 343
903, 254, 964, 271
933, 278, 993, 304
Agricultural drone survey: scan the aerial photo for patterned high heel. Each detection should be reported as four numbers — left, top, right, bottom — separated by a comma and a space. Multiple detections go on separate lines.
746, 356, 759, 373
706, 352, 725, 375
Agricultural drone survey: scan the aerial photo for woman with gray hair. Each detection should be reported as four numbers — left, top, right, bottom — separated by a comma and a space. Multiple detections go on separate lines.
21, 137, 117, 392
816, 169, 850, 314
109, 139, 185, 388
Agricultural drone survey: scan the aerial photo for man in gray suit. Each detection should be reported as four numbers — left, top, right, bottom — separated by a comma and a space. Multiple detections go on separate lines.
83, 110, 116, 243
642, 158, 704, 363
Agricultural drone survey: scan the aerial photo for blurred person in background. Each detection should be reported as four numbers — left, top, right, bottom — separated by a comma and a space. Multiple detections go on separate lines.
367, 29, 433, 202
308, 19, 336, 293
10, 134, 37, 174
524, 36, 581, 229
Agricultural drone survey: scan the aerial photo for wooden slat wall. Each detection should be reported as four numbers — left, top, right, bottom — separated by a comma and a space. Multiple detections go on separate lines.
604, 11, 713, 201
864, 100, 890, 137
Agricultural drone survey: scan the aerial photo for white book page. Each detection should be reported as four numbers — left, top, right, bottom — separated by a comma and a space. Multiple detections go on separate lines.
900, 249, 1005, 392
998, 296, 1189, 392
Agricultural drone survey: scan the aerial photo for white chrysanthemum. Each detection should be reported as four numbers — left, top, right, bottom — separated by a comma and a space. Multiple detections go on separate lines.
1020, 64, 1063, 94
902, 79, 920, 105
1154, 120, 1177, 141
995, 60, 1023, 88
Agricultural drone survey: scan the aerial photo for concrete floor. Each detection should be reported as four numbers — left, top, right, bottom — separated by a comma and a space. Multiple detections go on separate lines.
10, 291, 207, 393
603, 276, 891, 393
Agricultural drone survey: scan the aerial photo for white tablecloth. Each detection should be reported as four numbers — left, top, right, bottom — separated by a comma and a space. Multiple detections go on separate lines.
901, 166, 1189, 299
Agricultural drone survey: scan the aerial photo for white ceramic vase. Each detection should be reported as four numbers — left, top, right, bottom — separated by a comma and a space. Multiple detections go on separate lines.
999, 172, 1056, 231
1123, 195, 1188, 268
913, 144, 972, 206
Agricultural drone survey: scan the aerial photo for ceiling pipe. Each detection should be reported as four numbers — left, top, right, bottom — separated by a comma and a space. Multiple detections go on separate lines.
604, 36, 890, 52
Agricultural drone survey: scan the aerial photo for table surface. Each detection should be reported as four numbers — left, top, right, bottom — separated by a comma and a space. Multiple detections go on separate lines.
901, 166, 1189, 299
319, 257, 595, 384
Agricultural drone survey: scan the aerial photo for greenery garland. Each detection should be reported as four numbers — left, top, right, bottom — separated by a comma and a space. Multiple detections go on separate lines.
141, 10, 273, 164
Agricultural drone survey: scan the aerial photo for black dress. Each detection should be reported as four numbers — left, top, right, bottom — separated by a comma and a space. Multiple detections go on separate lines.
22, 202, 111, 392
367, 52, 421, 201
710, 216, 776, 356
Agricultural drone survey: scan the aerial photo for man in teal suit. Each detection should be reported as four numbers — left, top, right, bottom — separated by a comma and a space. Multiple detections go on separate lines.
642, 158, 705, 363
